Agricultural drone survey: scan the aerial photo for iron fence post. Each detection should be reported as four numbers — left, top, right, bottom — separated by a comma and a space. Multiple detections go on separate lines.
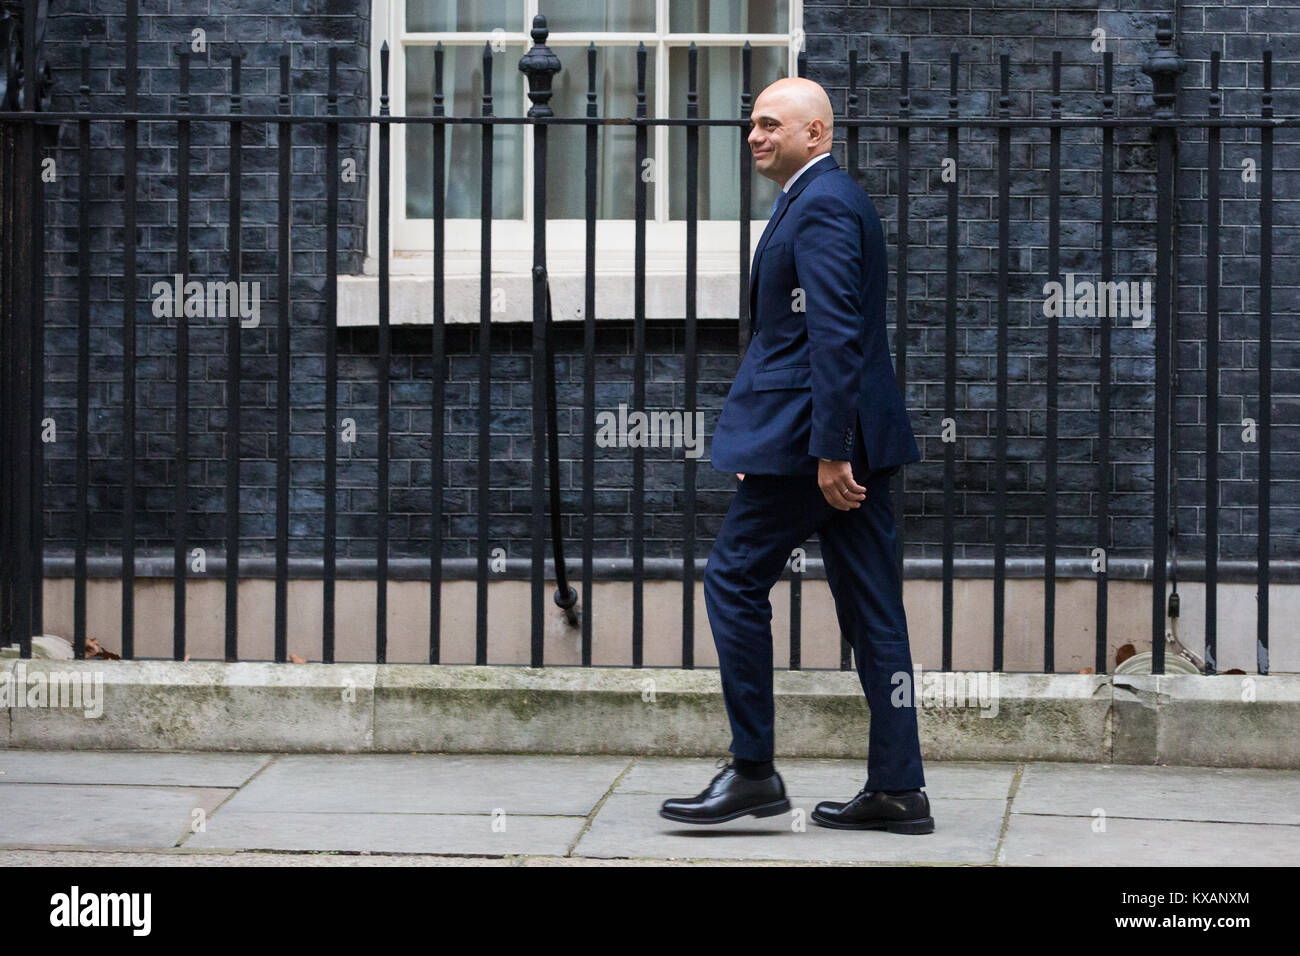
519, 15, 574, 668
1142, 16, 1186, 675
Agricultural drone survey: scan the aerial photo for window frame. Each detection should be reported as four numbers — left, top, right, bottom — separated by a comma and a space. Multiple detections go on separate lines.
367, 0, 803, 275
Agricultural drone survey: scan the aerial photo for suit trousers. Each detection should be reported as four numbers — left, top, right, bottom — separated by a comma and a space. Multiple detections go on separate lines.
703, 426, 926, 791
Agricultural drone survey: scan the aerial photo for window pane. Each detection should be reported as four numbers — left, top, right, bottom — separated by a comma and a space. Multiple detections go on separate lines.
537, 0, 654, 33
668, 45, 783, 220
406, 44, 526, 220
669, 0, 788, 34
546, 46, 656, 219
407, 0, 524, 32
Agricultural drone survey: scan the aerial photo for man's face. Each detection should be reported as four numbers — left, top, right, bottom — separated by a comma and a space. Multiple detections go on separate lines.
748, 92, 809, 185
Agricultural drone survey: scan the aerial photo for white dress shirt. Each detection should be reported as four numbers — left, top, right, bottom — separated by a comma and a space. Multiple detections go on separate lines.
783, 152, 832, 192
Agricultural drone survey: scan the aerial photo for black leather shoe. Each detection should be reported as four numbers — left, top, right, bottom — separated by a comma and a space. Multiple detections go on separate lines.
659, 758, 792, 825
812, 787, 935, 834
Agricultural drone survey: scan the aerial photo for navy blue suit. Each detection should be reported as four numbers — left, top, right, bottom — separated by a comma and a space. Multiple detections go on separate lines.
704, 154, 925, 790
711, 154, 920, 475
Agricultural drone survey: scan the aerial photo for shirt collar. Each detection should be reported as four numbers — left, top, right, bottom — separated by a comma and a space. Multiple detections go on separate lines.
782, 153, 832, 193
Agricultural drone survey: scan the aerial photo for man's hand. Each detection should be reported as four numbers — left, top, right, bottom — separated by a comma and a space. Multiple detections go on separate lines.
818, 458, 865, 510
736, 473, 745, 481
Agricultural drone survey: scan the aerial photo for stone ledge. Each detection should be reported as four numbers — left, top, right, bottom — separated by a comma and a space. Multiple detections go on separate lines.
2, 661, 1297, 768
1112, 674, 1300, 769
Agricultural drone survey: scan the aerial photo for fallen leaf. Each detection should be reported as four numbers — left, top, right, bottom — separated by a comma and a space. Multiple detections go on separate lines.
289, 653, 308, 664
83, 636, 121, 660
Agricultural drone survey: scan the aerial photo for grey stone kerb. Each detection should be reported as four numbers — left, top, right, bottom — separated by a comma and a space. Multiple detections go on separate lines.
2, 660, 1297, 770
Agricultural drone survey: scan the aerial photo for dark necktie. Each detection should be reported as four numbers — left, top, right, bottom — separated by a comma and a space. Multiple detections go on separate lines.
758, 190, 789, 252
771, 190, 788, 219
751, 191, 790, 340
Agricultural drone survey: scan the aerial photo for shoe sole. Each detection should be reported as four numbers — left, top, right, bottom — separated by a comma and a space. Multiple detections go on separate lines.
810, 811, 936, 834
658, 798, 792, 826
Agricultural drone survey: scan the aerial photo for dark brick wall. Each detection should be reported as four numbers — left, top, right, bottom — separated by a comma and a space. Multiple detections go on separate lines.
806, 1, 1165, 560
1174, 2, 1300, 559
41, 1, 372, 556
33, 0, 1299, 567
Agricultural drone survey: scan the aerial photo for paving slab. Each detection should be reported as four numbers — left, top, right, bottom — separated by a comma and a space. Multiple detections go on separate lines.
516, 856, 821, 866
0, 784, 232, 848
617, 757, 1018, 801
999, 814, 1300, 866
0, 850, 514, 866
5, 751, 1299, 865
0, 850, 793, 866
213, 753, 631, 816
184, 810, 585, 856
573, 793, 1006, 863
0, 750, 272, 787
1013, 762, 1300, 825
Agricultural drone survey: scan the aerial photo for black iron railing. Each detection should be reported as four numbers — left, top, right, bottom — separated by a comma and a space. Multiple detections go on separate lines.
0, 9, 1292, 674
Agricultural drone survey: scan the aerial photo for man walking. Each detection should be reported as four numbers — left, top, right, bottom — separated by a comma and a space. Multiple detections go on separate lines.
658, 78, 932, 834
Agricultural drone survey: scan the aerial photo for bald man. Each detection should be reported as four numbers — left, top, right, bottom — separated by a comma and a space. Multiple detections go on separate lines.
659, 78, 932, 834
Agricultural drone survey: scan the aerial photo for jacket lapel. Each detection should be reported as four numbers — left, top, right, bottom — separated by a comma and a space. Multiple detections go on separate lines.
749, 154, 840, 330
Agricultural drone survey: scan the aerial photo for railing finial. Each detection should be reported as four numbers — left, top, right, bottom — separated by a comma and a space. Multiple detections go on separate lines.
518, 14, 562, 118
1141, 15, 1185, 120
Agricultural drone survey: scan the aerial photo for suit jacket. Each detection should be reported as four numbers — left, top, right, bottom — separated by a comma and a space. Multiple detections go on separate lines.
709, 154, 920, 476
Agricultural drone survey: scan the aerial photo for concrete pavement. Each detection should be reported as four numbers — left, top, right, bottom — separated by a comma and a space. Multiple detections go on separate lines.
1, 750, 1297, 865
